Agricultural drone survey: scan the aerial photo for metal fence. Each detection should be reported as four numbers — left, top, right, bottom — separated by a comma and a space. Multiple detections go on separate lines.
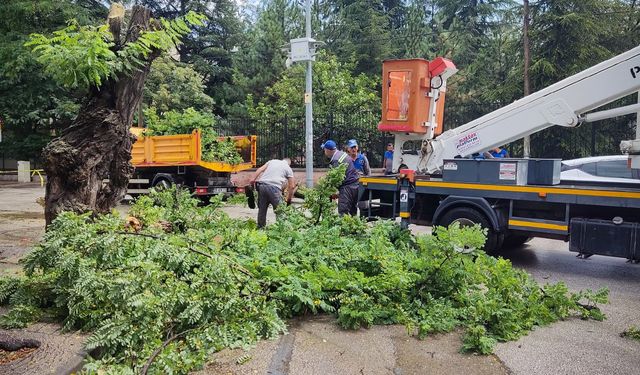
217, 104, 636, 168
3, 103, 633, 170
217, 112, 393, 168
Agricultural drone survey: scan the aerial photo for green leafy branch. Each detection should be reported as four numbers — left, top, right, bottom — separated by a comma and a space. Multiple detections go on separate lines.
142, 107, 244, 164
621, 326, 640, 341
25, 21, 116, 88
0, 180, 610, 373
25, 11, 206, 89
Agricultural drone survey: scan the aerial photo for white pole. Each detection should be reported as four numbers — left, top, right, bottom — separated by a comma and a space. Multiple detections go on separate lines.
581, 103, 640, 123
636, 92, 640, 141
523, 0, 531, 158
304, 0, 314, 187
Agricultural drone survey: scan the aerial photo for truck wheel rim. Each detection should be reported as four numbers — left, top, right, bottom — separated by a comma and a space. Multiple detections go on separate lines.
155, 180, 170, 190
452, 218, 475, 227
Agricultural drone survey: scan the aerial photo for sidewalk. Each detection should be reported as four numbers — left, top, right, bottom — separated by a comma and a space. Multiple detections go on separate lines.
197, 315, 507, 375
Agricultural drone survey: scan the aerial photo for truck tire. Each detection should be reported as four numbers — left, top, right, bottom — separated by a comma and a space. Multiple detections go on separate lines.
439, 207, 503, 253
502, 234, 531, 249
152, 176, 174, 190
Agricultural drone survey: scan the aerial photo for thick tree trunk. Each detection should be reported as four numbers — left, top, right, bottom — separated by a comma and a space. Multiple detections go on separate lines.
44, 5, 158, 226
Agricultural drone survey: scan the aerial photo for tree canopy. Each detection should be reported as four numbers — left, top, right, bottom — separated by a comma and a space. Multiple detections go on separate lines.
0, 0, 103, 161
2, 0, 640, 163
246, 52, 379, 119
143, 55, 214, 114
22, 4, 207, 225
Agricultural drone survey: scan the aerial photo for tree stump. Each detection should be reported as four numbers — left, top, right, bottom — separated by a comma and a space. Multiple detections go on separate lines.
43, 5, 160, 226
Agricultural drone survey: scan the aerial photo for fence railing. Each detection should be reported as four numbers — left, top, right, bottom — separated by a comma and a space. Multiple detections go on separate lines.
3, 104, 635, 169
217, 112, 392, 168
217, 105, 635, 168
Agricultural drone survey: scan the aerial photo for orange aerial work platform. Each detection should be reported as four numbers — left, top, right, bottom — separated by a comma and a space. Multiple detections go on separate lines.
378, 57, 456, 135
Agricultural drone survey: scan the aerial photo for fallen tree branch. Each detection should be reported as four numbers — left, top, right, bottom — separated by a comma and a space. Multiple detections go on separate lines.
140, 328, 192, 375
112, 230, 255, 278
113, 231, 161, 239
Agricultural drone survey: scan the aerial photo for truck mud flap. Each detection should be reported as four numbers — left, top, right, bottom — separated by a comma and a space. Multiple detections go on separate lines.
569, 218, 640, 261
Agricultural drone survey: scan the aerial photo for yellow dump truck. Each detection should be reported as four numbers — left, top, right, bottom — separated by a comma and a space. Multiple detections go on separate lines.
129, 127, 256, 197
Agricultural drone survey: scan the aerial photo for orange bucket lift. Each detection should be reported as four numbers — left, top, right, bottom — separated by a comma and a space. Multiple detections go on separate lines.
378, 57, 457, 137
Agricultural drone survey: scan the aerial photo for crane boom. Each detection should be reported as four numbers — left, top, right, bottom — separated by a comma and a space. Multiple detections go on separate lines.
395, 45, 640, 174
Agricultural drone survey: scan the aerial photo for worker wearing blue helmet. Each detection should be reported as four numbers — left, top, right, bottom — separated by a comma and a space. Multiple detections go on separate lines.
346, 139, 371, 176
321, 140, 360, 216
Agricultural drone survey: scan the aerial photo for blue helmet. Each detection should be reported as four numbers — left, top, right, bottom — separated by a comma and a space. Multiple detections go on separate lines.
321, 140, 337, 150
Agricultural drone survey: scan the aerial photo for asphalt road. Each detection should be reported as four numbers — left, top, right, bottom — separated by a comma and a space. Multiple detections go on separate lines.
494, 238, 640, 375
1, 182, 639, 374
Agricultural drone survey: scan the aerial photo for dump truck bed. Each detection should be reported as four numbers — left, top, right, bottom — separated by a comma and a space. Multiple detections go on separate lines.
130, 128, 256, 173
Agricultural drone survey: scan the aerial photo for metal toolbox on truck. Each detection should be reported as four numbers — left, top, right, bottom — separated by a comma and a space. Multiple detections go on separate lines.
527, 158, 561, 185
442, 159, 528, 185
442, 158, 562, 186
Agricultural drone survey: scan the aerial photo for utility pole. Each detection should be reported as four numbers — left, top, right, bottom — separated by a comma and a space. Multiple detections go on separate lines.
304, 0, 313, 188
284, 0, 321, 187
523, 0, 531, 158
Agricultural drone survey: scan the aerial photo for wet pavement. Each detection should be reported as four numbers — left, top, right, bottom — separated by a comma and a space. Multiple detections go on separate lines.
493, 240, 640, 375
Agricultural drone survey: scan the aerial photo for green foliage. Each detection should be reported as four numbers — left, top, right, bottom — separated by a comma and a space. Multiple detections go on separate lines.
143, 107, 244, 164
1, 194, 284, 373
25, 21, 116, 89
143, 55, 215, 114
572, 288, 609, 321
7, 0, 640, 162
5, 0, 640, 163
25, 11, 206, 90
0, 169, 610, 372
0, 0, 97, 162
322, 0, 396, 76
144, 107, 215, 135
298, 163, 345, 224
462, 325, 497, 355
246, 52, 379, 120
201, 135, 244, 165
0, 304, 42, 329
519, 0, 640, 158
244, 51, 380, 165
225, 193, 249, 206
621, 326, 640, 341
224, 0, 303, 117
136, 0, 245, 116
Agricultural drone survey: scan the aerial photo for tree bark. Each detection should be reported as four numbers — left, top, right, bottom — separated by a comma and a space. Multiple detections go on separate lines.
43, 5, 159, 226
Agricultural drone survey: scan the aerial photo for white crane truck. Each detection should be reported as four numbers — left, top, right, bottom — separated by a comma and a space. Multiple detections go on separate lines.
359, 45, 640, 259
